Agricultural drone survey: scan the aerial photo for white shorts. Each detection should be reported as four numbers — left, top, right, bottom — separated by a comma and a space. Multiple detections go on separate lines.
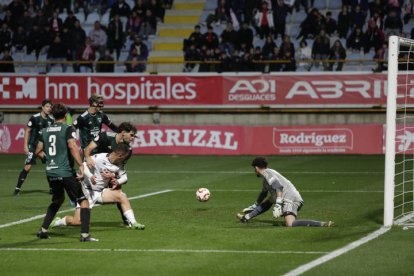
80, 184, 105, 209
282, 199, 303, 217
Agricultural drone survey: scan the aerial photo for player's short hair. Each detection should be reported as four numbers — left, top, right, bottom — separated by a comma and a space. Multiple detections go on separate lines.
88, 94, 104, 106
52, 103, 68, 120
41, 99, 52, 106
113, 142, 130, 156
118, 122, 137, 134
251, 156, 268, 168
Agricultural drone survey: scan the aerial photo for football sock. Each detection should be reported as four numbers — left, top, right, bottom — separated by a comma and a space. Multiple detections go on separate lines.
123, 209, 137, 224
292, 220, 323, 227
41, 202, 61, 229
245, 200, 273, 220
80, 208, 90, 234
55, 217, 67, 226
16, 169, 29, 189
117, 203, 128, 223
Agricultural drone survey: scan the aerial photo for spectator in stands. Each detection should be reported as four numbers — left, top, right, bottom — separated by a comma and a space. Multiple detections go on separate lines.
20, 10, 34, 35
138, 9, 157, 38
220, 22, 238, 55
77, 36, 96, 72
49, 11, 63, 34
26, 0, 40, 18
252, 46, 264, 72
268, 46, 282, 72
126, 10, 143, 40
364, 19, 385, 54
350, 0, 369, 14
46, 35, 68, 73
323, 11, 337, 36
74, 0, 90, 20
228, 49, 242, 72
202, 25, 219, 49
96, 49, 115, 73
369, 0, 386, 17
0, 22, 12, 53
281, 50, 296, 72
12, 26, 27, 53
338, 5, 351, 39
404, 0, 414, 24
279, 35, 295, 59
128, 35, 148, 72
218, 50, 231, 72
41, 0, 54, 19
328, 39, 347, 71
184, 43, 201, 72
184, 25, 203, 52
243, 0, 257, 24
56, 0, 71, 14
107, 14, 125, 60
32, 9, 48, 31
372, 41, 388, 72
26, 24, 45, 60
70, 19, 87, 72
212, 0, 230, 26
7, 0, 24, 31
237, 21, 254, 49
273, 0, 289, 40
254, 2, 274, 39
383, 9, 403, 38
297, 8, 322, 40
294, 0, 311, 13
133, 0, 147, 18
149, 0, 165, 22
311, 29, 330, 71
262, 35, 276, 59
110, 0, 132, 20
350, 5, 366, 30
0, 49, 15, 72
297, 40, 312, 71
63, 10, 78, 31
347, 26, 366, 52
89, 21, 108, 56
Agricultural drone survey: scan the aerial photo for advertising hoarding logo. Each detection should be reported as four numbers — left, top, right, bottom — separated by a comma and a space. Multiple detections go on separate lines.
0, 125, 11, 152
273, 128, 354, 153
0, 77, 37, 100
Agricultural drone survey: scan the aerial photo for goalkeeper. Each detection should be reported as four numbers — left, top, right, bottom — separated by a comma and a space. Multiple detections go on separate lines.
237, 156, 334, 227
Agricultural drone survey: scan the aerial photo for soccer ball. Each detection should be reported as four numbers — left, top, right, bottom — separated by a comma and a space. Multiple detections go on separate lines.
196, 188, 211, 202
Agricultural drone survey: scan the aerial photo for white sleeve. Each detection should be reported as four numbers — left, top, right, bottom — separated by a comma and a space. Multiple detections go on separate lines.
117, 167, 128, 185
83, 162, 93, 179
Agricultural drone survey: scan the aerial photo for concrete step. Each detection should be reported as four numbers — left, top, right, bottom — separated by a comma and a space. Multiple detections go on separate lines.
174, 0, 204, 3
166, 9, 203, 16
158, 27, 193, 38
164, 15, 200, 24
153, 42, 182, 51
174, 2, 205, 10
149, 50, 183, 57
153, 37, 184, 43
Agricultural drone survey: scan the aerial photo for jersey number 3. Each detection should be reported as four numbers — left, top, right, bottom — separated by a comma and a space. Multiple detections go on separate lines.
48, 135, 57, 156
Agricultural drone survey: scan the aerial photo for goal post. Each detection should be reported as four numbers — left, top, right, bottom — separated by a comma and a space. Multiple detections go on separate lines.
384, 36, 414, 227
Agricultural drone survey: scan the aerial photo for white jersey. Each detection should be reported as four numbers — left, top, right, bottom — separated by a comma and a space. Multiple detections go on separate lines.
82, 153, 126, 192
262, 168, 303, 203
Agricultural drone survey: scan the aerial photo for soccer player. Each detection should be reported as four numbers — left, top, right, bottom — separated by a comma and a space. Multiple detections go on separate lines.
73, 93, 118, 151
237, 156, 335, 227
51, 143, 145, 230
84, 122, 137, 226
36, 103, 97, 242
13, 99, 54, 196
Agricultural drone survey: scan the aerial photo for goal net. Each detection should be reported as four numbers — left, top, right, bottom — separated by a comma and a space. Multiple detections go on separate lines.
384, 36, 414, 227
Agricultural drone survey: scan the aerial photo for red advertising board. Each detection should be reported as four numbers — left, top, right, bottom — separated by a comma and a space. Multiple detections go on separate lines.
3, 73, 412, 108
0, 124, 383, 155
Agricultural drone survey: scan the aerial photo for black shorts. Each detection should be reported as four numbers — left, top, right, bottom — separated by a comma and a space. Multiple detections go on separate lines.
47, 176, 86, 203
24, 152, 37, 165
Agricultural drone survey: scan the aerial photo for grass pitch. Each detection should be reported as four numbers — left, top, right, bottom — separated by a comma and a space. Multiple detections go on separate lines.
0, 155, 413, 276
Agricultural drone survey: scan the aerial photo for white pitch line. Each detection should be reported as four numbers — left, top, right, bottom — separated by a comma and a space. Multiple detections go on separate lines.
174, 189, 383, 193
5, 169, 383, 174
283, 226, 391, 276
0, 247, 328, 255
0, 189, 172, 229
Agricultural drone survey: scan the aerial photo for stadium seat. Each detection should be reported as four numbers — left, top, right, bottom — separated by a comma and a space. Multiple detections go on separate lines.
75, 11, 85, 23
314, 0, 328, 10
85, 11, 100, 25
101, 11, 110, 26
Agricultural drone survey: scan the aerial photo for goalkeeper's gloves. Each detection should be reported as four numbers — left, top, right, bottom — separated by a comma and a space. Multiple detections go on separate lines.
272, 197, 284, 219
242, 202, 258, 214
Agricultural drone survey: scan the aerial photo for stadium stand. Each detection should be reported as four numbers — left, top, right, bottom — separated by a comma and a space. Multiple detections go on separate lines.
0, 0, 412, 73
